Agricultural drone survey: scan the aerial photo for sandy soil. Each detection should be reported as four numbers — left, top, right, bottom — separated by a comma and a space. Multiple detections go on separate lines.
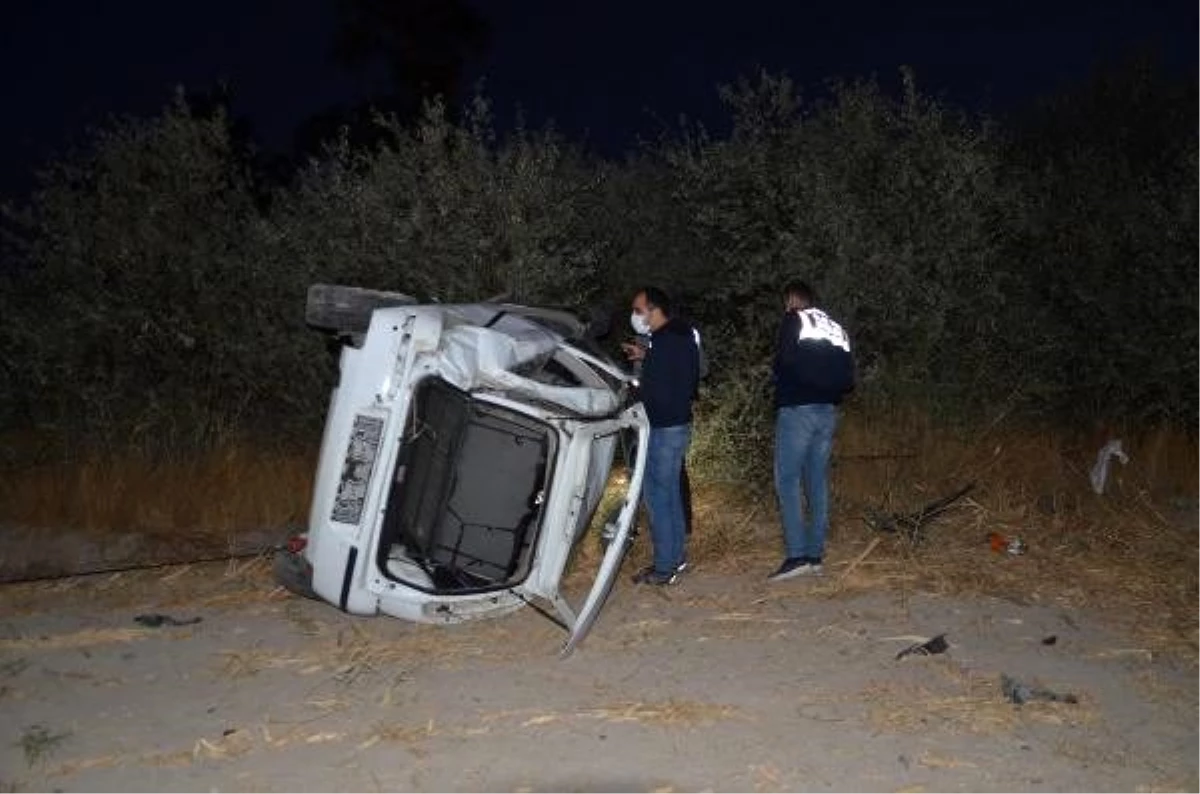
0, 551, 1195, 793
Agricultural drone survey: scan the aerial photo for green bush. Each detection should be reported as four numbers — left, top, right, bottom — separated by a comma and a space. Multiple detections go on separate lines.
999, 53, 1198, 425
0, 93, 289, 453
1, 61, 1194, 470
265, 96, 607, 307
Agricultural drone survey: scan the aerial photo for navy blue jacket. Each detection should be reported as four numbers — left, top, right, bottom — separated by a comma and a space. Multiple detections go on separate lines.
640, 318, 700, 427
773, 308, 856, 408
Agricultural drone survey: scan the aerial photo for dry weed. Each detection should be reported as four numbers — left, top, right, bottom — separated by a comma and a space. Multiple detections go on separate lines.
363, 697, 745, 751
0, 628, 149, 652
0, 441, 313, 537
1, 415, 1194, 668
675, 418, 1197, 663
861, 671, 1095, 737
578, 698, 744, 726
15, 724, 72, 768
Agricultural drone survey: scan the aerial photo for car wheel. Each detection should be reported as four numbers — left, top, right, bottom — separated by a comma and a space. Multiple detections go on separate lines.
305, 283, 417, 335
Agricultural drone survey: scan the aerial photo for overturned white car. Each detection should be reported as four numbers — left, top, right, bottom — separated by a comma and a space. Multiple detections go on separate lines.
274, 285, 648, 656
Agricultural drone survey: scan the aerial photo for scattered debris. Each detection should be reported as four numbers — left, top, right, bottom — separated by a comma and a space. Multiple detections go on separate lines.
134, 614, 203, 628
1042, 635, 1058, 646
1000, 674, 1078, 705
895, 634, 949, 660
1088, 439, 1129, 495
987, 532, 1027, 555
864, 482, 975, 544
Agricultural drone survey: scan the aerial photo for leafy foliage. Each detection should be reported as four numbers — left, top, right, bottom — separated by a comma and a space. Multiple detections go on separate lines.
1, 94, 283, 451
1, 57, 1194, 467
272, 97, 606, 306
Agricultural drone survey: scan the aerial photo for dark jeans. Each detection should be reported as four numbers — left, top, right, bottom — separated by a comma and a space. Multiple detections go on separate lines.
631, 439, 693, 542
774, 403, 838, 560
644, 424, 692, 574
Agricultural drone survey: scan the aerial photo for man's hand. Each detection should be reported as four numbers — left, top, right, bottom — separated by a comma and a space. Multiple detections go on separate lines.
621, 341, 646, 362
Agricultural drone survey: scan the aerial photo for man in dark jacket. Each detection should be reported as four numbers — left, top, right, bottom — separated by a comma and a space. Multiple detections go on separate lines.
621, 287, 700, 585
631, 319, 707, 544
768, 280, 855, 582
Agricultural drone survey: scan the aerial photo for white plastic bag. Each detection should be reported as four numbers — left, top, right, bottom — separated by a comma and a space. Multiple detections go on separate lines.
1089, 439, 1129, 494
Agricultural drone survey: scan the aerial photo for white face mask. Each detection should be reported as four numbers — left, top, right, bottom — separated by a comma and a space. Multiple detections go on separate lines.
630, 312, 652, 336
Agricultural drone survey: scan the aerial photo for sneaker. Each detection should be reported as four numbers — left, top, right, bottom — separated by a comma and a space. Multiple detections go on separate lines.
767, 557, 810, 582
675, 556, 690, 575
632, 565, 679, 586
802, 559, 824, 576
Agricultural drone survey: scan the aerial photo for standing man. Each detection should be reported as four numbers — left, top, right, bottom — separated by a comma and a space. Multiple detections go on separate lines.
769, 280, 855, 581
631, 318, 707, 543
622, 287, 700, 585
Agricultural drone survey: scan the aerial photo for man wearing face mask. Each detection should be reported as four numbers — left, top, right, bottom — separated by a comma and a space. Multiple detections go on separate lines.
620, 287, 700, 586
628, 314, 707, 544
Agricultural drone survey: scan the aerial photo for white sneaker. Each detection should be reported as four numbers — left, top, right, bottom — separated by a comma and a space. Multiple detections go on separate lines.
767, 558, 810, 582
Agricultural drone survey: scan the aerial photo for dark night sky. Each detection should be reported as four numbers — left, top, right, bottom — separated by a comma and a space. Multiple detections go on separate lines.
0, 0, 1194, 197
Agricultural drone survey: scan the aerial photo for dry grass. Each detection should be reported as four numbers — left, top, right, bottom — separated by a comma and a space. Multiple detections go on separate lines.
44, 723, 350, 778
207, 616, 553, 687
577, 698, 744, 726
861, 671, 1095, 736
0, 441, 314, 538
37, 699, 738, 781
362, 697, 746, 749
0, 552, 280, 618
1, 412, 1195, 662
0, 628, 150, 652
682, 416, 1198, 663
15, 724, 72, 768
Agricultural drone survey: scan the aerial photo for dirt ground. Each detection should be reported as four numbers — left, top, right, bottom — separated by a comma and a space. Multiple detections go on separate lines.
0, 548, 1196, 793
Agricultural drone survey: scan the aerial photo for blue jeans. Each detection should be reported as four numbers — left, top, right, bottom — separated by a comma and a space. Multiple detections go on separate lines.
774, 404, 839, 560
644, 424, 692, 574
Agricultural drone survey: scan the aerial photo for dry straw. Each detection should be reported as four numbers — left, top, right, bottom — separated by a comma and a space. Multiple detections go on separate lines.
0, 441, 314, 540
575, 412, 1199, 662
0, 627, 150, 652
1, 409, 1194, 662
861, 673, 1096, 736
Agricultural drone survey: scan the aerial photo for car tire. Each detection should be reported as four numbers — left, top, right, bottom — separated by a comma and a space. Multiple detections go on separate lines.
305, 284, 417, 335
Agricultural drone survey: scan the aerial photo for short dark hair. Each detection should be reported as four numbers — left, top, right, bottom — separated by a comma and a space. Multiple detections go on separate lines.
638, 286, 673, 317
783, 279, 816, 306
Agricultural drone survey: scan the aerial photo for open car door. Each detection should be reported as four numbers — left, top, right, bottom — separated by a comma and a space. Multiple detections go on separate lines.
559, 407, 649, 657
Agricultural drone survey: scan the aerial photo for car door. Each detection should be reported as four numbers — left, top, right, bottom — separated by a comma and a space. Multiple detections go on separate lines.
559, 406, 649, 657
